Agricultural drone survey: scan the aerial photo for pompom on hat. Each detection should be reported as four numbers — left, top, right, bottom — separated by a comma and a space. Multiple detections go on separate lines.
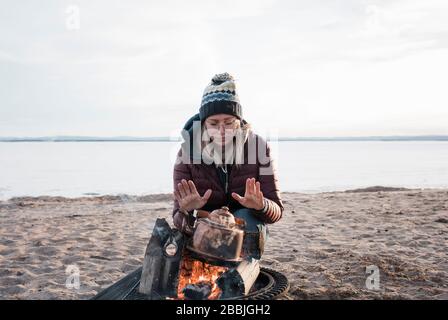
199, 72, 242, 121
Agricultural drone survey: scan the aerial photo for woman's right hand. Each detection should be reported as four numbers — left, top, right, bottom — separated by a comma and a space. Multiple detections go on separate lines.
174, 179, 212, 212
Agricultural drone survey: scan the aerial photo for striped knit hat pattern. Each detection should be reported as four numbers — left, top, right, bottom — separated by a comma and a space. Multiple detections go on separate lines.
199, 72, 242, 121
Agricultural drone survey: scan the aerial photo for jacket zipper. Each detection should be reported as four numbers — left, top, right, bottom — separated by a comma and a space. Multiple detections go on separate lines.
221, 164, 234, 207
221, 165, 228, 194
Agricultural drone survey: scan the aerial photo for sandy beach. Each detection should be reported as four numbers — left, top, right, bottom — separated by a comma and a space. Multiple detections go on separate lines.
0, 187, 447, 300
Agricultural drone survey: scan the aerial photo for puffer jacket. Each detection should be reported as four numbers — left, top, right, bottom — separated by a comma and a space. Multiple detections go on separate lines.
172, 113, 284, 232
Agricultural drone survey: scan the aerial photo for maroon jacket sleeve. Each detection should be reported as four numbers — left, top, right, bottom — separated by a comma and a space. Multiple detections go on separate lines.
256, 137, 284, 224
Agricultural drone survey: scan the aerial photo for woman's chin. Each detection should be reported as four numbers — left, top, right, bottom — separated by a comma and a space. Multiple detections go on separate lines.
218, 140, 234, 147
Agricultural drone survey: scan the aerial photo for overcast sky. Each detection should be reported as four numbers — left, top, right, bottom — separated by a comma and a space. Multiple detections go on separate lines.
1, 0, 447, 137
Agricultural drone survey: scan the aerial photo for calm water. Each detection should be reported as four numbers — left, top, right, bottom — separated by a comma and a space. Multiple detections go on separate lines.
1, 141, 448, 200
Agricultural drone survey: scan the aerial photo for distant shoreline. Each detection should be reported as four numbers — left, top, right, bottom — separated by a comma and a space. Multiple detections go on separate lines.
1, 135, 448, 142
3, 186, 448, 204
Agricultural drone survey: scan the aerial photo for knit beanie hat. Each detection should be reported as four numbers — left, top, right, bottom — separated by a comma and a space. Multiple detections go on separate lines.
199, 72, 242, 121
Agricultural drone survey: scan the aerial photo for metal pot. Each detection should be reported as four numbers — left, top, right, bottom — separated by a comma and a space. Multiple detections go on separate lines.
187, 206, 244, 262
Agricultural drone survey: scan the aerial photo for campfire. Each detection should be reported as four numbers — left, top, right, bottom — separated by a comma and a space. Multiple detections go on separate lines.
91, 214, 289, 300
176, 255, 228, 300
138, 210, 261, 300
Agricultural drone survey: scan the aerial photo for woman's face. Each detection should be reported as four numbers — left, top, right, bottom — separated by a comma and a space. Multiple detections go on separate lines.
204, 114, 240, 146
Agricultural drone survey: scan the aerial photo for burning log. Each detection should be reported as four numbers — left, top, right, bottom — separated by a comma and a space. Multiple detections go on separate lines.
139, 218, 185, 298
177, 253, 227, 300
182, 281, 212, 300
216, 257, 260, 299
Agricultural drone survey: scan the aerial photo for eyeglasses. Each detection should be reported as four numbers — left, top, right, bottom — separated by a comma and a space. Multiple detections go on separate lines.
205, 119, 238, 129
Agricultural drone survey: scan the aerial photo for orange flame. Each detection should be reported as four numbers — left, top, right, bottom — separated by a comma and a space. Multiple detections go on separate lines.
177, 256, 228, 300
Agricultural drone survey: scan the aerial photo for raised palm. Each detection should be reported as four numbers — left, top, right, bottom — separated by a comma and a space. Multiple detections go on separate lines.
231, 178, 264, 210
174, 179, 212, 212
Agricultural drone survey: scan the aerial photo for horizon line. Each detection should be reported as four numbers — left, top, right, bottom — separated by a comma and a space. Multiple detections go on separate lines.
1, 134, 448, 142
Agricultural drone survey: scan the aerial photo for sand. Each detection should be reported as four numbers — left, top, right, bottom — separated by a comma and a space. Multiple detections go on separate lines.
0, 188, 447, 300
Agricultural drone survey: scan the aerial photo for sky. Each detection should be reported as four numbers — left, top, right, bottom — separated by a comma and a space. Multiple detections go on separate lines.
1, 0, 447, 138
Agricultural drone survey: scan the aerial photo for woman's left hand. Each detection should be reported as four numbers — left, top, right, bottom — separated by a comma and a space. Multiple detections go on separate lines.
231, 178, 264, 210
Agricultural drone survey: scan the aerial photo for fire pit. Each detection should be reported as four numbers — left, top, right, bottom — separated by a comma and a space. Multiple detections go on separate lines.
92, 266, 288, 300
92, 217, 289, 300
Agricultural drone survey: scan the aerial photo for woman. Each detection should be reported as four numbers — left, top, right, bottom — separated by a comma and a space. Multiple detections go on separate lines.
172, 72, 283, 259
